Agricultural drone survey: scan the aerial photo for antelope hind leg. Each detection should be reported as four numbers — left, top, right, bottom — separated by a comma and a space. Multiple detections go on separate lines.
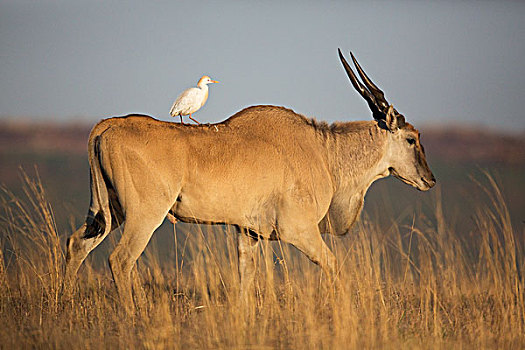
108, 211, 166, 314
64, 222, 112, 295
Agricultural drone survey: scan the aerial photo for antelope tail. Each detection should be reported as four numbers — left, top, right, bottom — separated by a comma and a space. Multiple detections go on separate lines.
83, 133, 112, 239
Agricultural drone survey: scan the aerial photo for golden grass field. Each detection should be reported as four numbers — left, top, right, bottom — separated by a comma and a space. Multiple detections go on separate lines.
0, 172, 523, 349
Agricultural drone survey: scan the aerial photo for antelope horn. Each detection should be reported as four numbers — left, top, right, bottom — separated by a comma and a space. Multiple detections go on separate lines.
350, 52, 389, 110
338, 49, 383, 119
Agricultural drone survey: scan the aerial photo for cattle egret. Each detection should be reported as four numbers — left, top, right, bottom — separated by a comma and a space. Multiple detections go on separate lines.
170, 75, 219, 124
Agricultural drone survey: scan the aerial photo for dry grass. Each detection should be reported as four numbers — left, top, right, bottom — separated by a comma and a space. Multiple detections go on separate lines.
0, 172, 523, 349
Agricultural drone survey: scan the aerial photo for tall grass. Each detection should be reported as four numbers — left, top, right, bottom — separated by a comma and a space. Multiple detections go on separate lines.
0, 172, 523, 348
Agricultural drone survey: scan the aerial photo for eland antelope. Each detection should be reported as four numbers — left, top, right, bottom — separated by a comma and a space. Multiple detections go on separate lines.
64, 50, 435, 311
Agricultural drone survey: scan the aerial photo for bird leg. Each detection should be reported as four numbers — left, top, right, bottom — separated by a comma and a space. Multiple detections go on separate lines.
188, 113, 201, 125
179, 115, 184, 124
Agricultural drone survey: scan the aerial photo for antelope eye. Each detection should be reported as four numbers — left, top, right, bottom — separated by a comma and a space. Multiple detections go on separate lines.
406, 138, 416, 145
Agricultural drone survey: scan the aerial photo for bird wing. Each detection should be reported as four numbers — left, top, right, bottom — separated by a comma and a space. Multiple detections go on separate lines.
170, 87, 203, 116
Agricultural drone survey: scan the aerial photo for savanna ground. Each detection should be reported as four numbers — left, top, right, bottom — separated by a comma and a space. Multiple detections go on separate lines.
0, 122, 524, 348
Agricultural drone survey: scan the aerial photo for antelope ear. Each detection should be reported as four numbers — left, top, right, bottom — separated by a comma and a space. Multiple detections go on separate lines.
384, 105, 398, 131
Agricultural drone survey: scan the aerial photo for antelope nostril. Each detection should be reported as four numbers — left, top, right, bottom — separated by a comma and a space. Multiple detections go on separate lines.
421, 177, 436, 187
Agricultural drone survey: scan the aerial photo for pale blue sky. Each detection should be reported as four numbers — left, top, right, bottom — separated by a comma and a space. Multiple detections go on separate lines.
1, 1, 524, 131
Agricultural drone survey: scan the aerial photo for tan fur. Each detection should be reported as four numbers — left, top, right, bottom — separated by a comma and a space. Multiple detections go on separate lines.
64, 105, 435, 311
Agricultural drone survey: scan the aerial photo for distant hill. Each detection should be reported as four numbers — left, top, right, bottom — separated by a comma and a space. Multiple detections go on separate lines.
422, 127, 525, 165
0, 120, 89, 155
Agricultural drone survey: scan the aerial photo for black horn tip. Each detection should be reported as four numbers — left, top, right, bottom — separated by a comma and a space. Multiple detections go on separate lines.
350, 51, 359, 66
350, 52, 359, 64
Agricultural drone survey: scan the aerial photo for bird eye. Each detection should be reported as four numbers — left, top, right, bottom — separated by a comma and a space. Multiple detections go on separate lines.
406, 138, 416, 145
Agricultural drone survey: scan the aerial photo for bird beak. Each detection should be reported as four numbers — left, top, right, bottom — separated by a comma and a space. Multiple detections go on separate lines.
211, 80, 219, 83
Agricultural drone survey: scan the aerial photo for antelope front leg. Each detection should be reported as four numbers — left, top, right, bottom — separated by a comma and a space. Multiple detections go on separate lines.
237, 230, 259, 302
280, 222, 338, 287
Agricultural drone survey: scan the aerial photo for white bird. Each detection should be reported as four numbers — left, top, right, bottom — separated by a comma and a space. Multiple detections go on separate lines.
170, 75, 219, 124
